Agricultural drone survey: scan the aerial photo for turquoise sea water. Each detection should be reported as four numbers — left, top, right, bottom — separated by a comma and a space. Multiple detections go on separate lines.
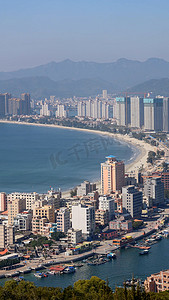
0, 123, 138, 193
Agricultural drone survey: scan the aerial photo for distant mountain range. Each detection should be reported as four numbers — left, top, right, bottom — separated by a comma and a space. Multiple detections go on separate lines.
128, 78, 169, 97
1, 58, 169, 98
0, 77, 117, 99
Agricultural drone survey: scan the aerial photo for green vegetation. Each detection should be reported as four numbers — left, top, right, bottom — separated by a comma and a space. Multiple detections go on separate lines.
147, 151, 156, 164
0, 276, 169, 299
70, 188, 77, 197
147, 150, 164, 164
29, 236, 53, 248
51, 231, 65, 241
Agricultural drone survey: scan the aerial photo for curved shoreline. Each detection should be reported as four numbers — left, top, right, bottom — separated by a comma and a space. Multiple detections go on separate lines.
0, 120, 155, 196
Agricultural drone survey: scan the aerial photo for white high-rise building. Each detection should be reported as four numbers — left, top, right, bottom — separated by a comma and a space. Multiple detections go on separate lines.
40, 103, 50, 116
122, 185, 143, 218
77, 102, 86, 117
99, 196, 114, 220
102, 102, 109, 119
56, 105, 67, 118
130, 96, 144, 128
163, 97, 169, 132
86, 99, 92, 117
144, 98, 163, 131
72, 204, 95, 237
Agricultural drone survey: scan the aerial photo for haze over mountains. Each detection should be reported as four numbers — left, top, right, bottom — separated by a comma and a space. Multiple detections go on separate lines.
1, 58, 169, 98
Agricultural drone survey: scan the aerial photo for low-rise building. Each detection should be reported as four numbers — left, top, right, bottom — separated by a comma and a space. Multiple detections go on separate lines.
109, 219, 132, 232
77, 181, 96, 197
67, 228, 83, 245
101, 229, 118, 240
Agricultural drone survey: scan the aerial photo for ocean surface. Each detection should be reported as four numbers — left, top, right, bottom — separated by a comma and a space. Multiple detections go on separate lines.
0, 123, 138, 194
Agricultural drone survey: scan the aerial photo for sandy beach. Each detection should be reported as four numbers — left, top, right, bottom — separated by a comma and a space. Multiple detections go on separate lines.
0, 120, 156, 197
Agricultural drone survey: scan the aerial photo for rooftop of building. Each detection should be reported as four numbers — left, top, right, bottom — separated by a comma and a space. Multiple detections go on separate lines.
1, 210, 8, 215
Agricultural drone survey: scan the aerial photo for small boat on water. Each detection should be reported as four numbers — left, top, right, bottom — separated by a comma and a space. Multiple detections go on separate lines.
107, 252, 116, 259
156, 235, 162, 241
63, 266, 76, 274
47, 270, 56, 275
139, 249, 149, 255
34, 272, 44, 278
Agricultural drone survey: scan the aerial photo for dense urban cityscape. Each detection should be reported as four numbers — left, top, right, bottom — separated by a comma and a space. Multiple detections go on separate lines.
0, 88, 169, 297
1, 0, 169, 298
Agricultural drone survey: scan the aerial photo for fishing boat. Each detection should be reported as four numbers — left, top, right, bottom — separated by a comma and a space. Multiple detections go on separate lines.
139, 249, 149, 255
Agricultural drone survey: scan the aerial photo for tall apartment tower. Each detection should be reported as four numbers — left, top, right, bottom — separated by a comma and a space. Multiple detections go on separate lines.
21, 93, 31, 115
114, 97, 130, 126
40, 103, 50, 116
101, 155, 125, 195
0, 193, 7, 212
57, 207, 70, 233
56, 105, 67, 118
77, 101, 86, 117
8, 198, 26, 225
0, 94, 5, 117
4, 93, 11, 115
102, 90, 107, 99
122, 185, 143, 218
144, 177, 164, 206
144, 98, 163, 131
102, 102, 109, 119
163, 97, 169, 132
72, 204, 95, 237
130, 96, 144, 128
86, 99, 92, 117
8, 98, 22, 115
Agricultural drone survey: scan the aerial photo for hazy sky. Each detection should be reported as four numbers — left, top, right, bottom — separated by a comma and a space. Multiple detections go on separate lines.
1, 0, 169, 71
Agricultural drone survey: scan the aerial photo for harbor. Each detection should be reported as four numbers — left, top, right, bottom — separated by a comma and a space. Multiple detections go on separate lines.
0, 227, 169, 290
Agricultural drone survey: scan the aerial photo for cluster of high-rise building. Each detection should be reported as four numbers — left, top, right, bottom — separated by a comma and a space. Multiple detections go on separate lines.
114, 96, 169, 131
77, 98, 110, 119
0, 93, 31, 116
